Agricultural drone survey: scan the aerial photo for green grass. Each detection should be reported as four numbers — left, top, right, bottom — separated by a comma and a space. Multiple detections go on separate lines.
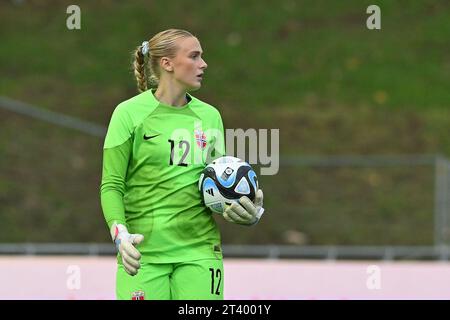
0, 0, 449, 245
1, 0, 449, 109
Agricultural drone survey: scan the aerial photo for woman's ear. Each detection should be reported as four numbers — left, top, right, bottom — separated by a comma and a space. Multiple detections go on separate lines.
160, 57, 173, 72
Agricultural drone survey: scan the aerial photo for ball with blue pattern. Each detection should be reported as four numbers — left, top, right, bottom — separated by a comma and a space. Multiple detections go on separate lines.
198, 156, 259, 214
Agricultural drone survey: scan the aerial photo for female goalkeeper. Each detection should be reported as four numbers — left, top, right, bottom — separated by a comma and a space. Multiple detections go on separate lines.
100, 29, 264, 300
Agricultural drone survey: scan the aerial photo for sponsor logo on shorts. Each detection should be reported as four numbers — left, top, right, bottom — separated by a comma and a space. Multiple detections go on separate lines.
131, 290, 145, 300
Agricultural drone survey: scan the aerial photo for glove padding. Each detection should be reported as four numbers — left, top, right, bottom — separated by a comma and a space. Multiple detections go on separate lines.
223, 189, 264, 226
110, 223, 144, 276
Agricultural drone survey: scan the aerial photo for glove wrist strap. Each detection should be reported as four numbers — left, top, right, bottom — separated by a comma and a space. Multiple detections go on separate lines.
256, 207, 265, 219
111, 223, 129, 246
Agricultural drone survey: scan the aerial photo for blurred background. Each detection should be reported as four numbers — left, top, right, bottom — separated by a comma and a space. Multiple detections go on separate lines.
1, 0, 450, 299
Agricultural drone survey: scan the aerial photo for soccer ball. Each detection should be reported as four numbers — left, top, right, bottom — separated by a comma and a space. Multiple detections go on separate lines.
198, 156, 259, 214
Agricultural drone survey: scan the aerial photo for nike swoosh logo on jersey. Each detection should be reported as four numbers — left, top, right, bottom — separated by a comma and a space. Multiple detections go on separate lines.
143, 134, 161, 140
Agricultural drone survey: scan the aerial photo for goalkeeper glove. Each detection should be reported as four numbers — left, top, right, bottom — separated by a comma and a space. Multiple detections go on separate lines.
110, 223, 144, 276
223, 189, 265, 226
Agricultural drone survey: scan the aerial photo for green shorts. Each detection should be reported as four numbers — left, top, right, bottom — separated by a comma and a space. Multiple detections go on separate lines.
116, 258, 224, 300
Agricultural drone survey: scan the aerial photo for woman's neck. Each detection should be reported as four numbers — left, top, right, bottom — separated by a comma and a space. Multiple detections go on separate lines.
154, 84, 188, 107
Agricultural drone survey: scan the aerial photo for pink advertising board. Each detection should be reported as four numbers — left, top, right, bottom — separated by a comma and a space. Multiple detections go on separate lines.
1, 256, 449, 300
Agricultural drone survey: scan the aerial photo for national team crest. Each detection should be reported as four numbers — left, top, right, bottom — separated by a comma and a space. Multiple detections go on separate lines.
195, 129, 207, 150
131, 290, 145, 300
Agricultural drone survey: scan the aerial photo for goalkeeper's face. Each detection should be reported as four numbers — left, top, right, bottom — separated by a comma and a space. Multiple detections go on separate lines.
169, 36, 208, 91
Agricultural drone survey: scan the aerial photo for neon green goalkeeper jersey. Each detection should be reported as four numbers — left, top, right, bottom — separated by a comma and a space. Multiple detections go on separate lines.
100, 89, 225, 263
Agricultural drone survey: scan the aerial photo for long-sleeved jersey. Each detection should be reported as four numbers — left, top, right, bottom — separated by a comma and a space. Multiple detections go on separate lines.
100, 89, 225, 263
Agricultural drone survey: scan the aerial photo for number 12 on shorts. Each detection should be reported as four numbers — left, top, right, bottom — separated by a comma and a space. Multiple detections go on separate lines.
209, 267, 222, 295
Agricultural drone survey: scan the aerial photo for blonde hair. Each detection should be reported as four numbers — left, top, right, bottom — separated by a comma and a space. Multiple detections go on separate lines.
132, 29, 194, 93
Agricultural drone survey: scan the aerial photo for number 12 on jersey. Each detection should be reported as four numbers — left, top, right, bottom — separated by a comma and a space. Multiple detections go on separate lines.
168, 139, 190, 167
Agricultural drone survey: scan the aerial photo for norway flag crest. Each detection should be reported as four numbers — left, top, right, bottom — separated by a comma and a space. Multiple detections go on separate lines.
195, 129, 207, 150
